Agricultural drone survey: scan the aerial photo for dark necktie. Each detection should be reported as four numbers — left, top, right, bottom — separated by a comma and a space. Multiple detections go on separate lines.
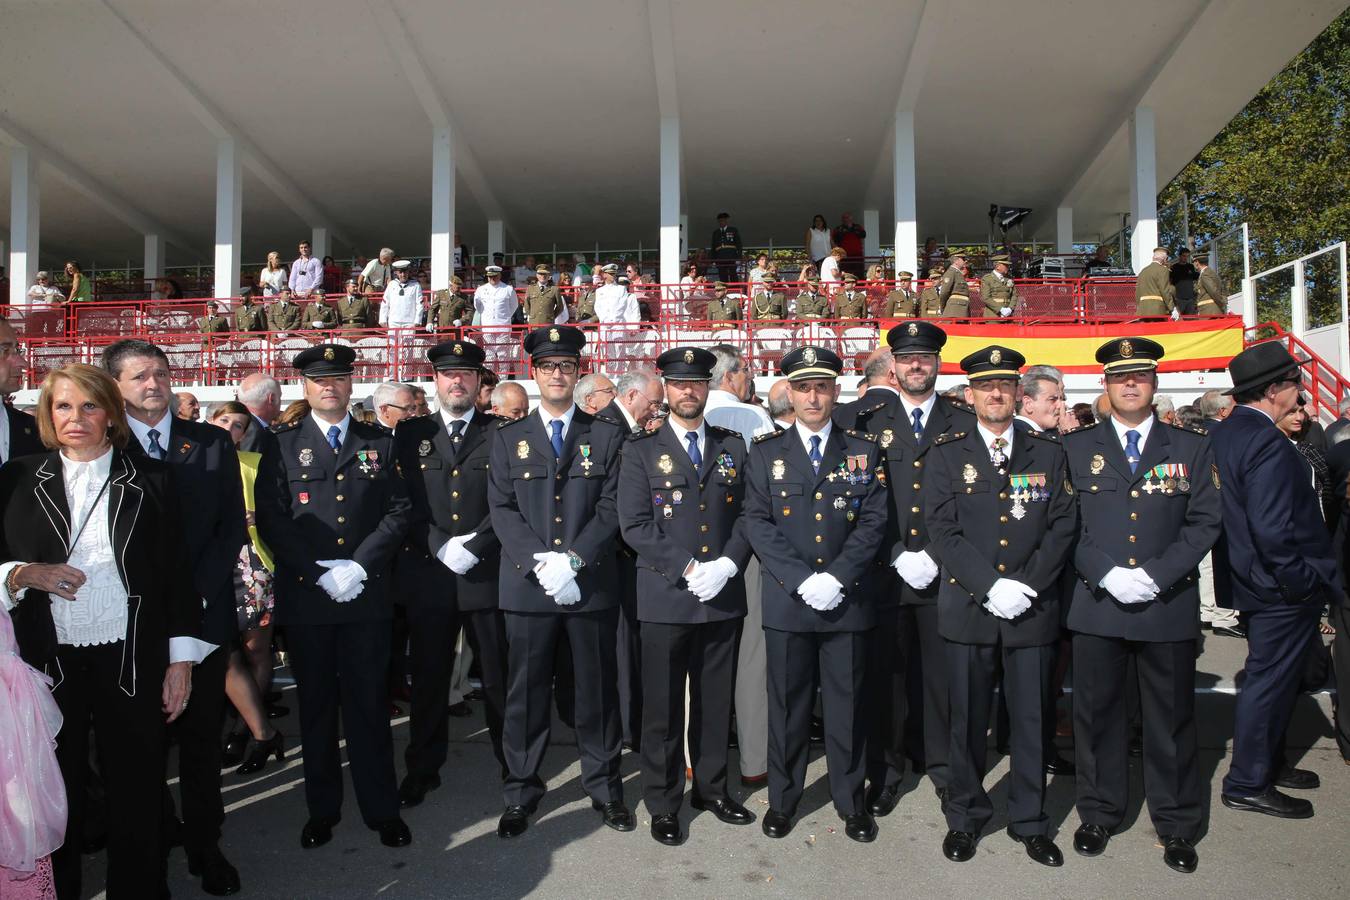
911, 408, 924, 441
686, 432, 702, 474
327, 425, 342, 454
990, 437, 1008, 476
809, 435, 823, 473
1125, 429, 1141, 474
550, 420, 565, 459
146, 428, 166, 460
448, 419, 466, 459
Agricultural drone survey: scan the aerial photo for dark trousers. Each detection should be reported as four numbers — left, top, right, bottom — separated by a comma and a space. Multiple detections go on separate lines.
1072, 634, 1201, 839
714, 256, 738, 286
866, 603, 951, 792
502, 608, 623, 810
639, 618, 740, 815
1332, 602, 1350, 761
405, 604, 509, 778
167, 647, 228, 852
287, 621, 400, 825
764, 628, 868, 817
616, 555, 642, 747
946, 641, 1053, 837
1223, 600, 1322, 796
51, 642, 166, 900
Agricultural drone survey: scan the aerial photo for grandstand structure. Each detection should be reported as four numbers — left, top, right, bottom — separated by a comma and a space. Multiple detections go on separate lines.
1, 0, 1346, 410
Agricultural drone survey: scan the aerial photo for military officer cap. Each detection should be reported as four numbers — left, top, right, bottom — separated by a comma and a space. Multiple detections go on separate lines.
293, 343, 356, 378
535, 263, 551, 274
428, 339, 486, 371
238, 286, 255, 300
807, 276, 821, 285
392, 259, 412, 271
450, 275, 463, 286
896, 270, 914, 279
523, 324, 586, 360
1096, 336, 1164, 375
990, 254, 1010, 265
713, 280, 727, 290
311, 288, 326, 298
842, 272, 858, 283
601, 263, 620, 274
947, 251, 967, 261
484, 265, 504, 274
929, 261, 947, 272
657, 346, 717, 381
1223, 341, 1309, 396
960, 345, 1024, 381
886, 320, 947, 356
781, 345, 843, 381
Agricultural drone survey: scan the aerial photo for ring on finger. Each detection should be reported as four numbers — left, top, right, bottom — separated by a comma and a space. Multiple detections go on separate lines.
57, 580, 73, 591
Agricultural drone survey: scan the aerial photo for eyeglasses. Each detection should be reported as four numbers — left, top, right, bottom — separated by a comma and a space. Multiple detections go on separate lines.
535, 361, 579, 375
382, 403, 414, 414
593, 386, 616, 395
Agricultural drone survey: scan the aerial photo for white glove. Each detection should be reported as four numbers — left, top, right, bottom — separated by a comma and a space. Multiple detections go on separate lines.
798, 572, 844, 610
893, 550, 939, 590
552, 579, 582, 606
436, 533, 480, 575
686, 557, 738, 603
984, 578, 1036, 619
999, 306, 1012, 317
1100, 566, 1159, 605
1170, 307, 1181, 321
532, 551, 576, 595
316, 559, 368, 602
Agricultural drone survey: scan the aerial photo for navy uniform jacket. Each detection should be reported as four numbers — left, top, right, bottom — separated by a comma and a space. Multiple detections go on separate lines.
743, 426, 888, 633
487, 408, 625, 614
1063, 418, 1222, 641
922, 427, 1077, 647
847, 391, 975, 607
1210, 405, 1341, 609
256, 416, 412, 626
393, 411, 505, 613
617, 422, 751, 624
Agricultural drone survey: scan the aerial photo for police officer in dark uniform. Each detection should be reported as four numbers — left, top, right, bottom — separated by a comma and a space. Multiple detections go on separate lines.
709, 212, 743, 285
617, 346, 755, 846
392, 339, 510, 808
744, 346, 888, 843
488, 325, 635, 838
1062, 337, 1221, 874
254, 343, 413, 850
843, 321, 975, 818
922, 345, 1077, 867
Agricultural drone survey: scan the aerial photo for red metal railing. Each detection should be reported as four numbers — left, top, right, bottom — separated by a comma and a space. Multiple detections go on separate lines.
1244, 321, 1350, 423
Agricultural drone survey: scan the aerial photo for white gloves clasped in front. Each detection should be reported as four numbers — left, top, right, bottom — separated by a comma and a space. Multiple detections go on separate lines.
1100, 566, 1159, 605
798, 572, 844, 611
316, 559, 368, 603
893, 550, 939, 590
532, 551, 580, 606
686, 557, 739, 603
436, 533, 480, 575
984, 578, 1036, 619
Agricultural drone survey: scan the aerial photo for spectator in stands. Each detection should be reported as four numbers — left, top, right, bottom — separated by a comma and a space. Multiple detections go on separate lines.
63, 261, 91, 305
236, 374, 282, 452
233, 287, 265, 333
350, 254, 368, 285
864, 263, 888, 307
819, 246, 846, 287
573, 254, 592, 284
767, 378, 794, 429
490, 381, 529, 420
678, 262, 701, 297
832, 212, 866, 276
710, 212, 743, 285
511, 255, 535, 288
288, 241, 323, 298
1170, 249, 1198, 316
322, 256, 342, 294
1197, 388, 1234, 430
153, 277, 184, 301
359, 248, 394, 296
922, 237, 944, 278
265, 287, 303, 332
1015, 365, 1065, 433
1084, 244, 1114, 272
805, 214, 832, 270
476, 369, 499, 413
1324, 397, 1350, 445
749, 253, 772, 288
372, 383, 418, 431
302, 289, 337, 330
1154, 394, 1176, 424
380, 261, 422, 330
573, 372, 617, 415
176, 392, 201, 421
26, 270, 62, 310
1175, 405, 1204, 429
259, 252, 287, 297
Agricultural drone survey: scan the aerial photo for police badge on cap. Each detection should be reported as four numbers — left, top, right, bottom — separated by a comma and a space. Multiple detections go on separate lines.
293, 343, 356, 377
427, 339, 487, 371
523, 324, 586, 360
656, 346, 717, 381
781, 346, 843, 381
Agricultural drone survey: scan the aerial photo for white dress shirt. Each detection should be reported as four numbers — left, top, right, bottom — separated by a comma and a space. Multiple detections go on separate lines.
704, 390, 774, 451
440, 406, 475, 433
666, 419, 707, 465
474, 282, 519, 326
794, 419, 834, 460
380, 279, 423, 327
1109, 414, 1155, 455
127, 411, 174, 458
311, 412, 352, 449
0, 408, 9, 464
899, 392, 936, 434
537, 404, 577, 443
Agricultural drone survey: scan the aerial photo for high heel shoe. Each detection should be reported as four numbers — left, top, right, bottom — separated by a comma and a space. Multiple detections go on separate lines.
221, 730, 251, 767
235, 730, 285, 776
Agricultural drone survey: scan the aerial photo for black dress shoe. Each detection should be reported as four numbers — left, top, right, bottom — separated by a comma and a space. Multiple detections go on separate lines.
447, 701, 473, 718
300, 816, 339, 849
235, 730, 285, 776
690, 794, 755, 825
1073, 823, 1110, 856
1274, 767, 1320, 790
1044, 754, 1076, 776
650, 814, 683, 846
497, 806, 530, 838
942, 829, 976, 862
1161, 835, 1198, 873
1211, 623, 1247, 639
221, 730, 250, 767
867, 784, 900, 817
761, 809, 793, 839
841, 812, 878, 843
399, 773, 442, 808
186, 844, 241, 896
1008, 828, 1063, 867
375, 818, 412, 847
592, 800, 636, 832
1221, 788, 1313, 818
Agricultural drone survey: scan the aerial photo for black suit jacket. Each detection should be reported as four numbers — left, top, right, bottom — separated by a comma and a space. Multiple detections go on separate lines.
126, 417, 246, 645
0, 449, 201, 693
617, 421, 751, 624
4, 405, 44, 463
238, 415, 278, 456
487, 408, 624, 614
255, 416, 413, 625
922, 426, 1077, 647
393, 411, 505, 612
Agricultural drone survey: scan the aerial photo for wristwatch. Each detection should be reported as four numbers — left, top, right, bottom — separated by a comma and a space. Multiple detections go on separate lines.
566, 550, 586, 573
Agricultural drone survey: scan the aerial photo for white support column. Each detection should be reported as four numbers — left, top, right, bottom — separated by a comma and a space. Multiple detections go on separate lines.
658, 117, 681, 289
1055, 207, 1074, 254
429, 126, 456, 291
310, 227, 330, 261
891, 111, 918, 278
1128, 106, 1159, 274
487, 219, 505, 267
213, 138, 242, 300
679, 214, 689, 266
863, 210, 881, 261
9, 147, 40, 309
144, 234, 166, 280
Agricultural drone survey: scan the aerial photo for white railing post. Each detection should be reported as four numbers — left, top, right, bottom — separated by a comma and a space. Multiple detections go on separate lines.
1291, 262, 1307, 340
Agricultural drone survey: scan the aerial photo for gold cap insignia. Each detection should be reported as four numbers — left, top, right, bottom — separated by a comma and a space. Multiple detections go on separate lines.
803, 348, 818, 366
1119, 339, 1134, 358
453, 343, 463, 355
323, 347, 335, 361
989, 349, 1002, 365
549, 328, 561, 342
907, 322, 918, 336
684, 349, 694, 364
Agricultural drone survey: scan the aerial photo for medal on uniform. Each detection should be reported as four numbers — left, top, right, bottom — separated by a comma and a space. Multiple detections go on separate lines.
418, 440, 432, 457
517, 440, 530, 460
299, 448, 314, 467
833, 496, 846, 510
366, 450, 379, 473
963, 463, 978, 484
880, 429, 893, 449
663, 505, 673, 519
772, 459, 786, 480
580, 444, 593, 474
298, 491, 310, 505
846, 510, 856, 522
1177, 462, 1190, 492
658, 454, 674, 475
179, 442, 192, 456
1090, 453, 1105, 475
671, 490, 683, 504
1009, 474, 1028, 520
782, 506, 791, 517
358, 450, 371, 473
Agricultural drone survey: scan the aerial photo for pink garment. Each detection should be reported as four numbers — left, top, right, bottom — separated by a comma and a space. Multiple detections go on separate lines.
0, 857, 54, 900
0, 606, 66, 883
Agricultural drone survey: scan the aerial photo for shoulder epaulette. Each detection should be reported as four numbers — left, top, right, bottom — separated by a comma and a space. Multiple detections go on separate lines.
940, 396, 974, 412
857, 401, 888, 417
272, 421, 300, 433
628, 428, 658, 441
846, 429, 877, 442
752, 429, 786, 444
707, 423, 741, 438
497, 414, 529, 430
1169, 421, 1208, 436
592, 413, 623, 428
1058, 419, 1100, 436
933, 431, 966, 445
1025, 428, 1060, 442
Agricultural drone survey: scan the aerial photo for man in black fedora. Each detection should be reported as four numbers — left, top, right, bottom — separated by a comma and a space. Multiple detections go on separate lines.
1210, 341, 1340, 820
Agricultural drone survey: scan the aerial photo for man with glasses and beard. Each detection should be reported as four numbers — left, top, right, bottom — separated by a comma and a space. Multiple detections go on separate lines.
380, 261, 422, 331
392, 340, 510, 809
488, 326, 633, 838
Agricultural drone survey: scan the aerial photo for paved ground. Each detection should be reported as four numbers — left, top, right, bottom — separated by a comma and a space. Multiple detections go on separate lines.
82, 629, 1347, 899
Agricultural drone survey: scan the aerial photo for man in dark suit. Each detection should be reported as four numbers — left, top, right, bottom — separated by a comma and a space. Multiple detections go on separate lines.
236, 373, 282, 456
617, 347, 755, 846
842, 322, 974, 818
833, 348, 899, 427
391, 340, 509, 808
256, 344, 413, 850
744, 346, 888, 843
487, 325, 634, 838
1063, 338, 1222, 874
922, 345, 1077, 867
709, 212, 743, 286
102, 339, 246, 896
1210, 342, 1340, 819
0, 318, 44, 463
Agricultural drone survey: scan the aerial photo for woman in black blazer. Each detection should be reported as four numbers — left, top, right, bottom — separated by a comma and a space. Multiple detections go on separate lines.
0, 364, 205, 900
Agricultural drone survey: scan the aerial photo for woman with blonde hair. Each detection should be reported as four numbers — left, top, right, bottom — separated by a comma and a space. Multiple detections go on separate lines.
259, 252, 288, 297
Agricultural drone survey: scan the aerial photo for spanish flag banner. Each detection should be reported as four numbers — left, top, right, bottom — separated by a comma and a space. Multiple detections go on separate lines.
877, 318, 1244, 374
